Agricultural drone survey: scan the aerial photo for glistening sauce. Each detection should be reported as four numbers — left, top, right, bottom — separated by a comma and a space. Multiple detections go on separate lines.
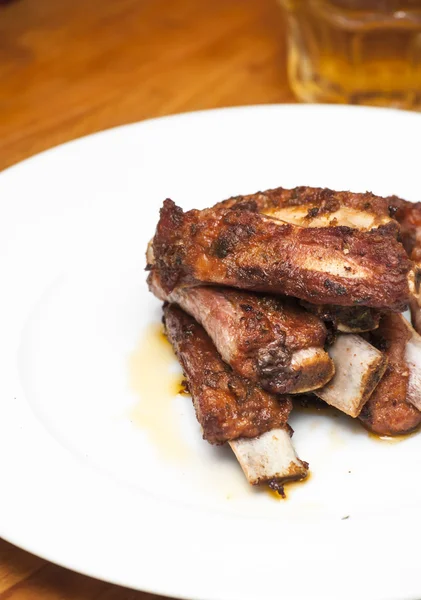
266, 473, 312, 501
367, 427, 421, 444
128, 323, 188, 460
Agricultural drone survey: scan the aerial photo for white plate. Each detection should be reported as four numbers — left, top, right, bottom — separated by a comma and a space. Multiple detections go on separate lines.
1, 105, 421, 600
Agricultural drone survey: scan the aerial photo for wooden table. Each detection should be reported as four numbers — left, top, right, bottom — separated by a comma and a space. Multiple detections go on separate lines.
0, 0, 293, 597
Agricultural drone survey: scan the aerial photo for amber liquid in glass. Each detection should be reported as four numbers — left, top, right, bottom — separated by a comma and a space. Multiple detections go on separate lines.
281, 0, 421, 109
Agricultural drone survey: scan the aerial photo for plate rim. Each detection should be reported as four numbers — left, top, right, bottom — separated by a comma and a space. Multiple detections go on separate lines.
2, 101, 419, 176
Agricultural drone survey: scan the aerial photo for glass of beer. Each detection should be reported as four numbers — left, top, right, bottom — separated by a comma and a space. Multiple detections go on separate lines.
279, 1, 421, 109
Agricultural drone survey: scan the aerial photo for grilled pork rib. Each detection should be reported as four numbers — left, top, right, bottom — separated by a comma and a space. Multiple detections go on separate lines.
163, 303, 292, 444
217, 186, 421, 332
216, 186, 408, 332
163, 304, 308, 487
300, 302, 381, 333
359, 314, 421, 436
150, 199, 412, 311
150, 272, 334, 394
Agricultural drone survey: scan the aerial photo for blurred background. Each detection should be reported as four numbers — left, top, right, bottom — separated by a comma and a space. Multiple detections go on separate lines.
0, 0, 420, 598
1, 1, 421, 172
0, 0, 291, 171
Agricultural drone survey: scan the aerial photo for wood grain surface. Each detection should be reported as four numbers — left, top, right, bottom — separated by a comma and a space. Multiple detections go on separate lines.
0, 0, 293, 172
0, 0, 293, 597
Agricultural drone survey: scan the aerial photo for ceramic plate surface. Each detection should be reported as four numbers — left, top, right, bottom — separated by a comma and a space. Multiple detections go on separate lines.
1, 105, 421, 600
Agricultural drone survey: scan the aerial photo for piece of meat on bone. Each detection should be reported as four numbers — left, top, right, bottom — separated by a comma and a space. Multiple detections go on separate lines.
163, 304, 308, 487
359, 313, 421, 436
150, 272, 334, 394
163, 303, 292, 444
256, 190, 421, 335
217, 187, 407, 332
218, 187, 421, 333
150, 199, 412, 311
248, 188, 421, 333
314, 334, 387, 417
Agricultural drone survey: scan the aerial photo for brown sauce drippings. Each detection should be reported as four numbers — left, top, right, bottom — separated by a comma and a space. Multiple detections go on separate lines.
296, 396, 421, 442
128, 323, 188, 460
367, 426, 421, 444
266, 472, 312, 501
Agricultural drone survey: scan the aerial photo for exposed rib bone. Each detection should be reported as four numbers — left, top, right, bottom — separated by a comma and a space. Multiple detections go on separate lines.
229, 428, 308, 492
262, 204, 391, 231
216, 186, 396, 234
289, 347, 334, 394
314, 334, 387, 417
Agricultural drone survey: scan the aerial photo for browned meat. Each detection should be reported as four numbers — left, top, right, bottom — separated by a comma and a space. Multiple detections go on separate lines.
150, 272, 334, 394
149, 199, 412, 311
216, 186, 399, 233
163, 303, 292, 444
216, 187, 407, 332
389, 197, 421, 259
388, 198, 421, 333
359, 313, 421, 436
300, 302, 381, 333
217, 187, 421, 332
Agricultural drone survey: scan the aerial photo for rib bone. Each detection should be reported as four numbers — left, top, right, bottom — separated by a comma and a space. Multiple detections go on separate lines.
229, 428, 309, 492
315, 334, 387, 417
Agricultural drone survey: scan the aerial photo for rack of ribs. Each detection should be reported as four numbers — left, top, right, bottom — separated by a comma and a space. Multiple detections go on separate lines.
149, 198, 412, 311
145, 185, 421, 492
149, 272, 334, 394
163, 303, 309, 489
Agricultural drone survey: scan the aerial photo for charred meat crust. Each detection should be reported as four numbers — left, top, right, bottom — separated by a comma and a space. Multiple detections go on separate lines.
388, 198, 421, 259
300, 302, 381, 333
388, 199, 421, 334
359, 313, 421, 436
216, 186, 401, 218
163, 304, 292, 444
151, 199, 412, 311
